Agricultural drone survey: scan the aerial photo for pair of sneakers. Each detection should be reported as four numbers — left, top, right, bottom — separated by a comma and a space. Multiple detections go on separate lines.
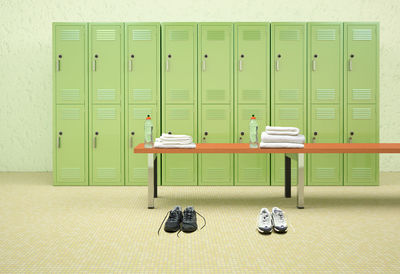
158, 206, 206, 236
257, 207, 288, 234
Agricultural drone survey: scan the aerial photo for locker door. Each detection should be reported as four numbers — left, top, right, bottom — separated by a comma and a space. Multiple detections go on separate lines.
345, 105, 378, 185
199, 24, 233, 104
163, 105, 197, 185
90, 24, 123, 104
345, 24, 379, 104
55, 105, 87, 185
127, 105, 157, 185
54, 24, 87, 105
308, 105, 342, 185
199, 105, 233, 185
91, 105, 122, 185
126, 24, 159, 104
271, 23, 306, 105
236, 106, 269, 185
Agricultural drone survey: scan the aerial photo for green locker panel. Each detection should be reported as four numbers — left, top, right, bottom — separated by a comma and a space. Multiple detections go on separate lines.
91, 105, 123, 185
236, 105, 269, 185
55, 105, 87, 185
90, 23, 124, 104
54, 24, 87, 105
126, 105, 158, 185
126, 23, 159, 104
199, 23, 233, 104
271, 23, 306, 105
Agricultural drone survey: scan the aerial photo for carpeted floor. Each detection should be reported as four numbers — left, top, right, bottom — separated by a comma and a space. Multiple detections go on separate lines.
0, 172, 399, 273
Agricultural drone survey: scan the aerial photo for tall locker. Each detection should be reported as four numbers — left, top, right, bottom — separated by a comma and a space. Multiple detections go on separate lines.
162, 23, 198, 185
270, 23, 307, 185
198, 23, 233, 185
344, 23, 379, 185
234, 23, 270, 185
125, 23, 160, 186
53, 23, 88, 186
307, 23, 343, 186
89, 23, 124, 186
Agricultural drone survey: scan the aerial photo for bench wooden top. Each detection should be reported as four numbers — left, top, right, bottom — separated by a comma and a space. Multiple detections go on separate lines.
134, 143, 400, 154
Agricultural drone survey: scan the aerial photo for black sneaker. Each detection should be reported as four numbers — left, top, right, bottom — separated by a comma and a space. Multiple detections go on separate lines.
158, 206, 183, 234
181, 206, 198, 233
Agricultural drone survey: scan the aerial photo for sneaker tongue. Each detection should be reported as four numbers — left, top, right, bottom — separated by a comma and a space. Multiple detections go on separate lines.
186, 206, 194, 211
173, 206, 181, 211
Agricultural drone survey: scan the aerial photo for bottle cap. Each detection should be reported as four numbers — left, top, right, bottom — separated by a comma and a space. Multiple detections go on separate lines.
251, 114, 256, 119
146, 115, 151, 120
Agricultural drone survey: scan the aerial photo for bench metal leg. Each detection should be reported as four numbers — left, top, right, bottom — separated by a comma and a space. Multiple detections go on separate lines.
297, 153, 305, 209
148, 153, 157, 209
284, 156, 291, 198
154, 156, 157, 198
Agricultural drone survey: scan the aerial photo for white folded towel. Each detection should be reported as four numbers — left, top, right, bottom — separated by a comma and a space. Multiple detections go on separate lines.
260, 142, 304, 149
261, 132, 305, 144
160, 133, 192, 140
154, 138, 196, 148
265, 126, 300, 136
157, 139, 194, 145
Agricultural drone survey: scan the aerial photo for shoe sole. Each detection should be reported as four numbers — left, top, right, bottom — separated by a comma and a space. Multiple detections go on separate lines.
273, 227, 288, 234
164, 225, 181, 233
257, 228, 272, 234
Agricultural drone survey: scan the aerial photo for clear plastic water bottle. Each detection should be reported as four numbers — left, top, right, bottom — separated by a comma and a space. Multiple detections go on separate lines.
249, 114, 258, 148
144, 115, 154, 148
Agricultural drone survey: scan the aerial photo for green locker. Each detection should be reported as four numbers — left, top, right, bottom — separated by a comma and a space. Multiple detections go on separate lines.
125, 23, 160, 186
270, 23, 306, 186
199, 23, 233, 186
344, 23, 379, 186
53, 23, 88, 186
162, 23, 198, 185
234, 23, 270, 186
307, 23, 343, 186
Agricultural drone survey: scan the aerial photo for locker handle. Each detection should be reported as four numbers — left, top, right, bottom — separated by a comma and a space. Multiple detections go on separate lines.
239, 136, 243, 143
129, 59, 132, 72
349, 59, 352, 71
349, 131, 354, 143
130, 136, 133, 148
166, 59, 169, 72
93, 136, 97, 148
57, 136, 61, 148
239, 59, 243, 71
92, 60, 96, 71
275, 59, 280, 71
312, 137, 316, 143
202, 60, 206, 71
57, 59, 60, 71
312, 59, 316, 71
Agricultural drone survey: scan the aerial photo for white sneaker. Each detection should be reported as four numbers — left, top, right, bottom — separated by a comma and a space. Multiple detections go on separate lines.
271, 207, 288, 233
257, 208, 273, 234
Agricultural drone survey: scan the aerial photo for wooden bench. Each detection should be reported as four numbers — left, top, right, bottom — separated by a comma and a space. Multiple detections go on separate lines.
134, 143, 400, 209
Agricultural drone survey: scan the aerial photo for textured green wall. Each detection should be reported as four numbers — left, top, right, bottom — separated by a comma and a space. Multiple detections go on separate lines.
0, 0, 399, 171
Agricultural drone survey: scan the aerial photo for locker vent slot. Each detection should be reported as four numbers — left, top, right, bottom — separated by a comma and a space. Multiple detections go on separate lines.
132, 30, 152, 41
352, 29, 372, 41
133, 108, 152, 120
314, 168, 335, 179
242, 168, 263, 180
60, 30, 80, 41
169, 30, 189, 41
206, 109, 226, 120
169, 168, 190, 180
242, 110, 265, 120
352, 108, 372, 120
243, 30, 261, 40
61, 168, 81, 179
133, 168, 146, 179
279, 89, 300, 101
352, 89, 372, 100
96, 30, 116, 41
279, 30, 300, 41
278, 108, 299, 120
316, 89, 336, 101
168, 109, 190, 120
97, 89, 116, 101
96, 108, 117, 120
167, 89, 190, 102
206, 168, 225, 179
206, 89, 226, 101
351, 168, 372, 179
60, 89, 81, 102
132, 89, 152, 101
316, 29, 336, 41
242, 90, 263, 101
61, 108, 81, 120
96, 168, 117, 179
207, 31, 225, 41
316, 108, 336, 120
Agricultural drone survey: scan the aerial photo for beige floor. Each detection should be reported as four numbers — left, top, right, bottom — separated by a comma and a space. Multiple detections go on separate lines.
0, 173, 400, 273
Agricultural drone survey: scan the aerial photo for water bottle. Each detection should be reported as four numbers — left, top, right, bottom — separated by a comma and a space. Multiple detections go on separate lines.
144, 115, 154, 148
249, 114, 258, 148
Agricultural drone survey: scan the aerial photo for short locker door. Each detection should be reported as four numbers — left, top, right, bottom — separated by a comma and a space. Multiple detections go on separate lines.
55, 105, 87, 185
54, 24, 87, 105
199, 105, 233, 185
91, 105, 122, 185
126, 24, 159, 104
90, 24, 123, 104
163, 106, 197, 185
236, 106, 269, 185
127, 105, 157, 185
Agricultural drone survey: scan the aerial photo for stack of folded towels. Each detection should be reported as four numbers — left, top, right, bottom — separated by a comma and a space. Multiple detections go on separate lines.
154, 133, 196, 148
260, 126, 305, 149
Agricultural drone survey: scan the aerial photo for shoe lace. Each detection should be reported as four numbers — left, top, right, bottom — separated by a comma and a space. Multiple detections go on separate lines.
177, 211, 206, 238
157, 210, 178, 236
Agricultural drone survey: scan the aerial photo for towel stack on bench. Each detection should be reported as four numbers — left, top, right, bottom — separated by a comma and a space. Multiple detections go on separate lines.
154, 134, 196, 148
260, 126, 305, 149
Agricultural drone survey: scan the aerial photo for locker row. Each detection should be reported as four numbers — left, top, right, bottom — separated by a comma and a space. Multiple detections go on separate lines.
53, 22, 379, 186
